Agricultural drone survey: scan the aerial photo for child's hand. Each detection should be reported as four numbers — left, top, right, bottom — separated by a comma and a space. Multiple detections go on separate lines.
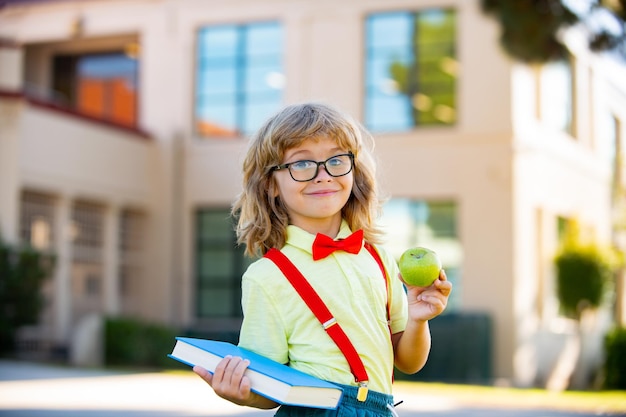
194, 356, 279, 409
193, 355, 254, 406
401, 269, 452, 322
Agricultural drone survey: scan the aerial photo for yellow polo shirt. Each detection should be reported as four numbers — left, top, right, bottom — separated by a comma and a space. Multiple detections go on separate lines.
238, 221, 408, 394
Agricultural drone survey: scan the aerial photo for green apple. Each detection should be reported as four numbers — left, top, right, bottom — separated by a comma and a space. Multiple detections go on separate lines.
398, 246, 442, 287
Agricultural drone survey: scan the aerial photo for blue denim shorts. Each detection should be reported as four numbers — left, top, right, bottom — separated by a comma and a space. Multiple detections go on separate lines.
274, 383, 397, 417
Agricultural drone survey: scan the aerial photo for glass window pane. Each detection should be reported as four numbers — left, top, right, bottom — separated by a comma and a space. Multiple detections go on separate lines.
78, 54, 136, 79
198, 211, 234, 240
366, 95, 412, 131
246, 24, 282, 55
415, 9, 457, 126
198, 26, 238, 59
367, 12, 413, 49
74, 52, 138, 127
198, 288, 234, 317
198, 250, 234, 280
365, 9, 457, 132
245, 65, 283, 93
367, 54, 413, 89
540, 60, 572, 134
427, 201, 457, 238
197, 68, 237, 94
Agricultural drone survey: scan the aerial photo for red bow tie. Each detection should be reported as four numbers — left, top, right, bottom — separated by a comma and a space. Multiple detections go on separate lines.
312, 230, 364, 260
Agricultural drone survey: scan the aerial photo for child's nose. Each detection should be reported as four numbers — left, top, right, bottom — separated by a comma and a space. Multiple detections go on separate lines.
313, 164, 332, 181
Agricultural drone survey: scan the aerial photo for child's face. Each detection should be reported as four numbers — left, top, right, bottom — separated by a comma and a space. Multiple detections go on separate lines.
273, 136, 353, 235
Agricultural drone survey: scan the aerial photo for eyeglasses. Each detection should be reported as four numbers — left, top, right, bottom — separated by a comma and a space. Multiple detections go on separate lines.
272, 152, 354, 182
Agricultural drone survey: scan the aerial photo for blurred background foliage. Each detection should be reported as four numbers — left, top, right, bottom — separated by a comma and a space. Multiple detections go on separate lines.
104, 316, 182, 370
603, 326, 626, 389
0, 239, 54, 355
481, 0, 626, 62
554, 221, 621, 320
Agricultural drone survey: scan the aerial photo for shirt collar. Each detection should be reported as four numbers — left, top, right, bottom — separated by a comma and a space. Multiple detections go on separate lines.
286, 220, 354, 254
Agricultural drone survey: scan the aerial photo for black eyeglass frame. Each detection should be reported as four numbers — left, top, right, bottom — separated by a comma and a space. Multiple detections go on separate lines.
272, 152, 355, 182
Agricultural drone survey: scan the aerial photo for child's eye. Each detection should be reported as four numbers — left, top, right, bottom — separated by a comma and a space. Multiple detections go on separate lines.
326, 156, 345, 167
291, 160, 316, 171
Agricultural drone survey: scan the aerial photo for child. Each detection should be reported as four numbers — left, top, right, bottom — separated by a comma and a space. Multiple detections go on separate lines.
194, 102, 452, 416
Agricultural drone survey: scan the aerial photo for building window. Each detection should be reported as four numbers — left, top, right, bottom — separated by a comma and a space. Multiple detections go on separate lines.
52, 52, 139, 127
365, 9, 457, 132
195, 209, 252, 318
19, 191, 56, 330
195, 22, 284, 138
118, 209, 146, 315
19, 191, 56, 251
71, 201, 105, 318
380, 199, 461, 310
557, 216, 571, 244
539, 58, 573, 135
611, 115, 624, 200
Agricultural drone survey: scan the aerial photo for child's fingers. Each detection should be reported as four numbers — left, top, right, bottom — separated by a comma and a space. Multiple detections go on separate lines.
193, 365, 213, 385
435, 279, 453, 296
232, 359, 251, 395
211, 357, 252, 402
212, 355, 233, 385
224, 357, 250, 386
438, 269, 447, 281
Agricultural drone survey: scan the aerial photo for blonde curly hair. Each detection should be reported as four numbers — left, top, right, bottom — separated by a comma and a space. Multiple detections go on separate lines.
231, 102, 384, 257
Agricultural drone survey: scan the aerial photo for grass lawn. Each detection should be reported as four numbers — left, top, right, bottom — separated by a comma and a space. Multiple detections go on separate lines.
392, 380, 626, 413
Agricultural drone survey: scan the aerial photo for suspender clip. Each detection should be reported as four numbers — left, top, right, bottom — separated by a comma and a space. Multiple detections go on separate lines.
357, 381, 368, 402
322, 317, 337, 329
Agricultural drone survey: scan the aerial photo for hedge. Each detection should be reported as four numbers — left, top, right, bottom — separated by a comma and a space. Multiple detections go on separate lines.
604, 326, 626, 389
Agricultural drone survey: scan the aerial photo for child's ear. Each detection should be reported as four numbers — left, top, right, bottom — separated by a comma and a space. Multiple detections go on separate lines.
268, 178, 279, 198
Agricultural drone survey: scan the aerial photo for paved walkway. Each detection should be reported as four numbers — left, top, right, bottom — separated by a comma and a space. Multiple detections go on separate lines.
0, 360, 623, 417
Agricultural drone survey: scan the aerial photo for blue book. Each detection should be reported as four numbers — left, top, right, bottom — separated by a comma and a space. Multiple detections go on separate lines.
169, 337, 343, 409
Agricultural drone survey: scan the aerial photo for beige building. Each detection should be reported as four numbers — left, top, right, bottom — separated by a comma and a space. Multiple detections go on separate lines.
1, 0, 624, 387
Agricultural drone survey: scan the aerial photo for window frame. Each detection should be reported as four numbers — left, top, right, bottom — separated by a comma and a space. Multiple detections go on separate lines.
194, 21, 284, 139
194, 208, 251, 319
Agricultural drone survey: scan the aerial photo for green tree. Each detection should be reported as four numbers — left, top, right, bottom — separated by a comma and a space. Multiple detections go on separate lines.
481, 0, 580, 63
554, 221, 618, 320
588, 0, 626, 55
550, 221, 621, 389
555, 245, 615, 320
0, 240, 55, 355
481, 0, 626, 63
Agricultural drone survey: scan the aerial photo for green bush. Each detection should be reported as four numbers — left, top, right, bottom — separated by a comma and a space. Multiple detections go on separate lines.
0, 240, 54, 355
554, 244, 614, 319
104, 316, 182, 369
604, 326, 626, 389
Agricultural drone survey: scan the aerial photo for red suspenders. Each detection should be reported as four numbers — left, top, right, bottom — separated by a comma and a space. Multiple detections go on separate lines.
263, 243, 390, 402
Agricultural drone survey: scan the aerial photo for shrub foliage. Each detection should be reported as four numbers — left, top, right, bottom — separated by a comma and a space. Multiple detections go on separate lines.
554, 244, 614, 319
604, 326, 626, 389
104, 316, 180, 369
0, 240, 54, 355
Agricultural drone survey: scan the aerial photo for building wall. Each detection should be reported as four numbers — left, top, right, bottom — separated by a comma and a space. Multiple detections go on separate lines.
0, 98, 21, 242
0, 42, 22, 242
0, 0, 620, 384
